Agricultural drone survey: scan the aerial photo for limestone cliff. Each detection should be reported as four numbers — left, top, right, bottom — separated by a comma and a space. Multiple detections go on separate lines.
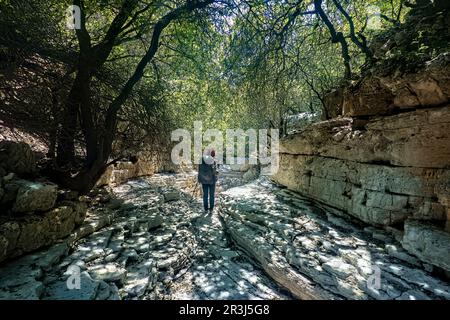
273, 4, 450, 273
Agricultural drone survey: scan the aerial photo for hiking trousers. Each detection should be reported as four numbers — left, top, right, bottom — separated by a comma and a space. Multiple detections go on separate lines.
202, 183, 216, 211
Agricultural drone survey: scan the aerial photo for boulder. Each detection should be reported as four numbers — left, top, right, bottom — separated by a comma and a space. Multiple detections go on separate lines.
402, 220, 450, 272
0, 201, 87, 263
89, 263, 127, 284
1, 175, 22, 204
12, 180, 58, 213
0, 141, 36, 175
163, 191, 180, 202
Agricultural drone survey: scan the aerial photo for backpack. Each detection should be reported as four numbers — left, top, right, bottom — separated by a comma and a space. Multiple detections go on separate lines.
198, 156, 216, 185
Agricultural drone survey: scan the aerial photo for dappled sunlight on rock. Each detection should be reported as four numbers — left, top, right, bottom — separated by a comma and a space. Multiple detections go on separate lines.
220, 178, 450, 300
2, 171, 449, 300
0, 172, 289, 300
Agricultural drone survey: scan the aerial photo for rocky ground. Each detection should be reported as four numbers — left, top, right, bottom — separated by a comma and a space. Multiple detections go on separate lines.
1, 170, 449, 300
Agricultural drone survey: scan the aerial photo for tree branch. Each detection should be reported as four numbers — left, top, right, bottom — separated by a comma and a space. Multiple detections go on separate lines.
313, 0, 351, 79
103, 0, 214, 158
331, 0, 374, 62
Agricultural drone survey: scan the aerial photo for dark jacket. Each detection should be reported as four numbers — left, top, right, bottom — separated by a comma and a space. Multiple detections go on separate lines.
198, 155, 217, 185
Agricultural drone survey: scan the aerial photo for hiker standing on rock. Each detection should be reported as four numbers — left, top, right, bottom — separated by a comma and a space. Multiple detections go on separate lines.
198, 149, 218, 214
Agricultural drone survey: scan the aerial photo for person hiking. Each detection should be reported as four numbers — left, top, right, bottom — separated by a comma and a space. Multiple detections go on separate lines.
198, 148, 218, 213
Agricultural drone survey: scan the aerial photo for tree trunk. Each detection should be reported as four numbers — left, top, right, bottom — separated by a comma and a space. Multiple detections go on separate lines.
56, 87, 78, 167
53, 0, 214, 193
47, 85, 60, 159
56, 65, 93, 167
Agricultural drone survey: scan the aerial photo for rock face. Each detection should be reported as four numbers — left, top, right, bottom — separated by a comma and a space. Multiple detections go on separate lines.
282, 6, 450, 272
273, 106, 450, 227
322, 1, 450, 119
339, 55, 450, 117
278, 106, 450, 168
97, 160, 159, 187
402, 220, 450, 272
0, 141, 36, 176
96, 150, 177, 187
0, 140, 89, 264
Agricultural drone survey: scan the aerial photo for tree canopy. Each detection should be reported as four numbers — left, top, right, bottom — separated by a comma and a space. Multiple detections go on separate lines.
0, 0, 419, 192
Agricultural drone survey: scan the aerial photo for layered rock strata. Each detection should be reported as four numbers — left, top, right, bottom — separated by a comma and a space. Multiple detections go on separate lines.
219, 179, 450, 300
273, 105, 450, 272
0, 142, 87, 263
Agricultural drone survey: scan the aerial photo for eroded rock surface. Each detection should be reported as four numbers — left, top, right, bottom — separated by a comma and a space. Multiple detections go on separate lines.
0, 172, 289, 300
220, 179, 450, 300
0, 200, 87, 263
340, 55, 450, 117
402, 220, 450, 272
12, 180, 58, 213
273, 106, 450, 271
